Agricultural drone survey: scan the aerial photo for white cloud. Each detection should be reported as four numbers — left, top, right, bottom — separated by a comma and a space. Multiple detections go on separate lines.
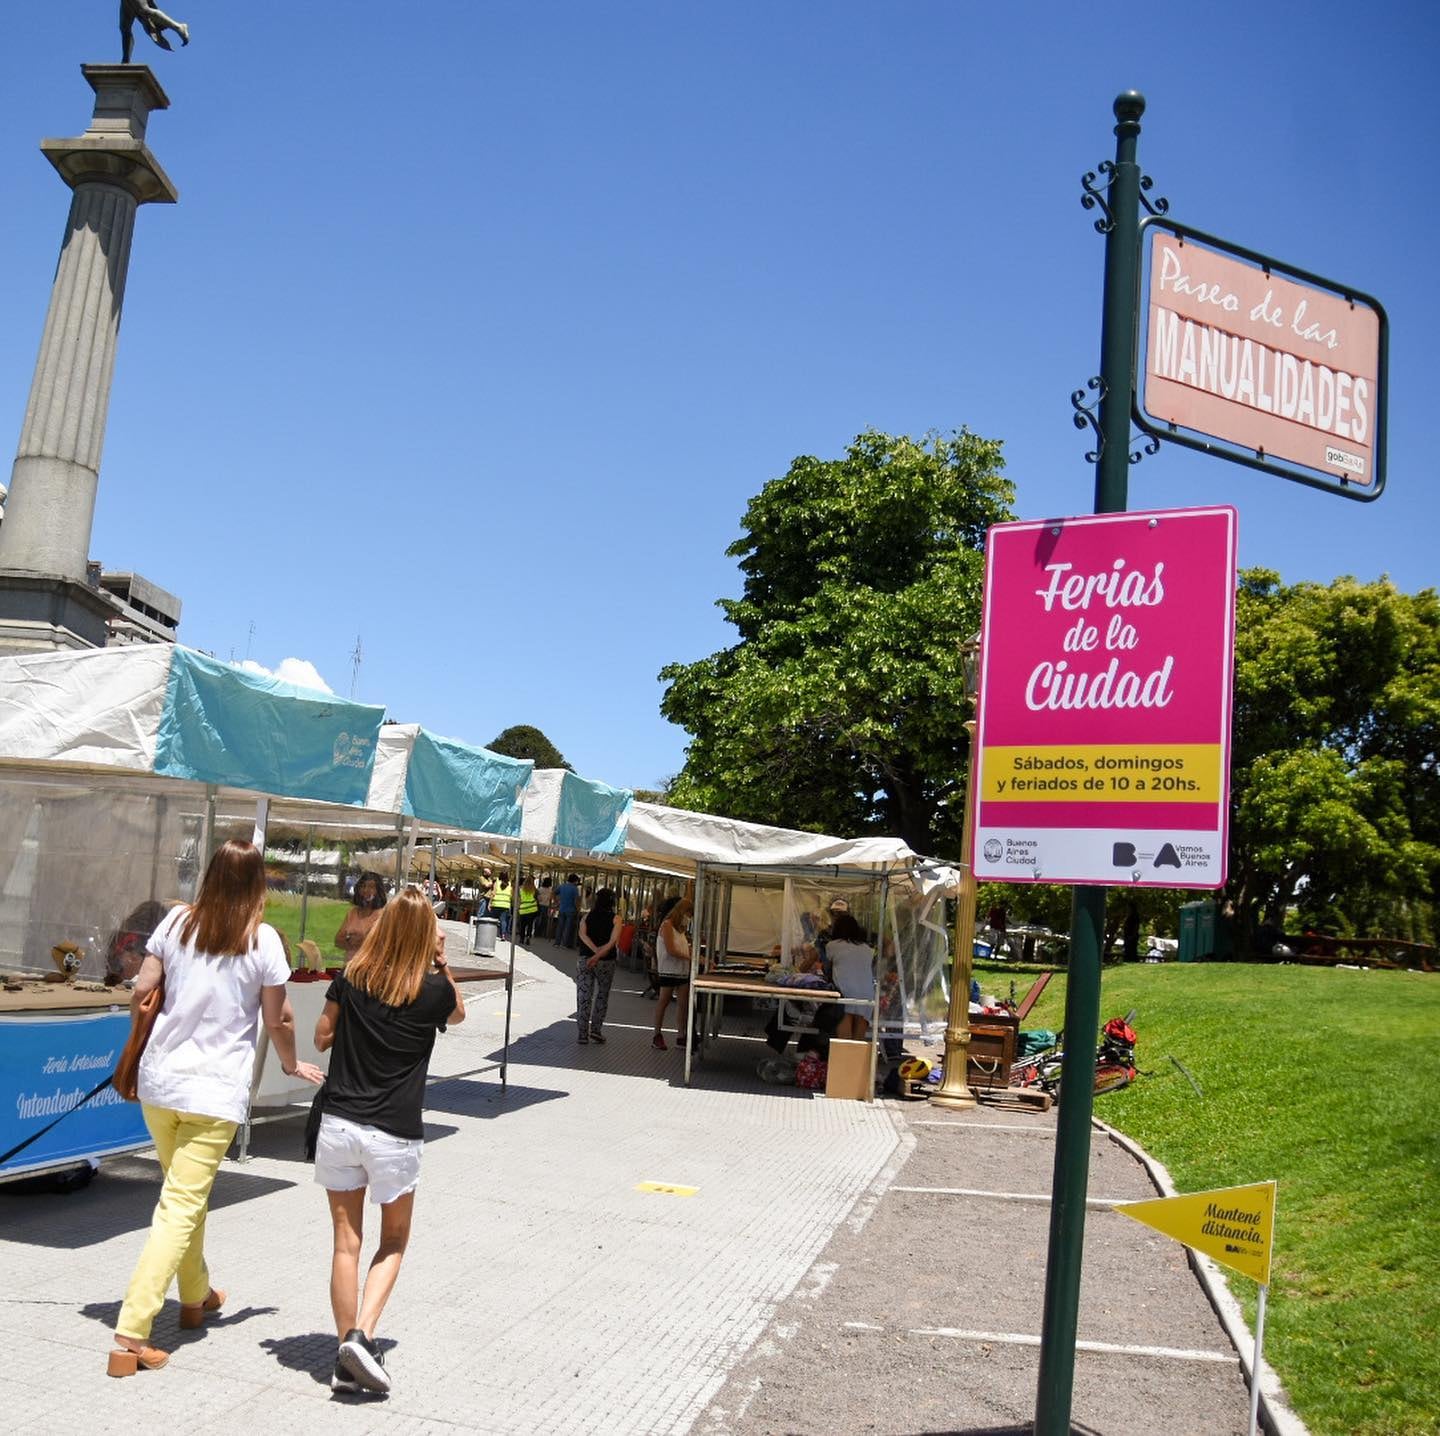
238, 657, 334, 694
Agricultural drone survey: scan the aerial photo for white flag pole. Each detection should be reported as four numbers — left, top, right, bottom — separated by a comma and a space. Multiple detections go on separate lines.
1247, 1282, 1268, 1436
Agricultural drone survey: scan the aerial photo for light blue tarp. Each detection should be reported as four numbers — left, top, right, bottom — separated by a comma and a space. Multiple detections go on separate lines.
403, 729, 533, 835
154, 648, 384, 806
556, 771, 633, 856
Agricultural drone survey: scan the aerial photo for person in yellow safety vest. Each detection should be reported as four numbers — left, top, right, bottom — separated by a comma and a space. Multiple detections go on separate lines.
490, 875, 513, 942
517, 877, 540, 946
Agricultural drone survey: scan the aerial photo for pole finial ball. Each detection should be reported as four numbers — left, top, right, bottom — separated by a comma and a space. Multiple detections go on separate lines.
1113, 91, 1146, 122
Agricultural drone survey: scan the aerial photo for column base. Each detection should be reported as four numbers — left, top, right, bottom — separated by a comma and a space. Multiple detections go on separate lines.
0, 569, 116, 654
928, 1088, 979, 1111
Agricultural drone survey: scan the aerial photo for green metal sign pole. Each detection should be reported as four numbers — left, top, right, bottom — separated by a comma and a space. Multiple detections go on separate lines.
1033, 90, 1146, 1436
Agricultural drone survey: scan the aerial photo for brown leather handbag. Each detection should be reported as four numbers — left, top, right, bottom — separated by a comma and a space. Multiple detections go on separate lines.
112, 979, 165, 1102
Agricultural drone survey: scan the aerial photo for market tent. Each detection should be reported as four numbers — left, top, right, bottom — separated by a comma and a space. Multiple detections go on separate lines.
0, 644, 385, 805
0, 644, 391, 978
624, 802, 956, 897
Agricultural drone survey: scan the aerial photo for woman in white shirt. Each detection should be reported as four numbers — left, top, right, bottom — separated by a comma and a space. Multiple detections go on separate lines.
651, 897, 693, 1051
107, 840, 323, 1378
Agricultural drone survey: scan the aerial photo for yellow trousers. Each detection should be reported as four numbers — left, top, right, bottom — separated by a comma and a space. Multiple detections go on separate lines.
116, 1105, 237, 1341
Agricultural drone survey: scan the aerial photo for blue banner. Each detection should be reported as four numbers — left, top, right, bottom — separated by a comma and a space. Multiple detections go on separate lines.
556, 771, 634, 856
155, 648, 385, 806
0, 1014, 149, 1176
404, 730, 532, 835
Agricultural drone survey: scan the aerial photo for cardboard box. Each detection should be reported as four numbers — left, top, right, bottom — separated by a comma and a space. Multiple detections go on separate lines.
825, 1038, 871, 1101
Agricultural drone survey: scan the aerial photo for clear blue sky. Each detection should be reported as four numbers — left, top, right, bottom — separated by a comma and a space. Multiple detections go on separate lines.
2, 4, 1434, 791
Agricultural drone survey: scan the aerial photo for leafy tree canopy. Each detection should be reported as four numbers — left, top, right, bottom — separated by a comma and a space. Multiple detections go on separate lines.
488, 724, 571, 771
1226, 569, 1439, 949
659, 429, 1015, 856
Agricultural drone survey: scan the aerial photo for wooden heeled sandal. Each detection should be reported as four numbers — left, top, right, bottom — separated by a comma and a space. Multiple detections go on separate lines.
178, 1287, 226, 1329
107, 1344, 169, 1376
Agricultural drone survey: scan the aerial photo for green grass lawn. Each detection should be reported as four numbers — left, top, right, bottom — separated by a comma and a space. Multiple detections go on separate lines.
1020, 963, 1440, 1436
263, 893, 351, 965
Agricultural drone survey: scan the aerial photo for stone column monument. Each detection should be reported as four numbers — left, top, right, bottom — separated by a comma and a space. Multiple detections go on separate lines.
0, 65, 177, 654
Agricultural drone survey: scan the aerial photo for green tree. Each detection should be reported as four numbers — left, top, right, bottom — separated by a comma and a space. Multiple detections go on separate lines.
1227, 571, 1439, 953
488, 724, 571, 770
659, 429, 1015, 855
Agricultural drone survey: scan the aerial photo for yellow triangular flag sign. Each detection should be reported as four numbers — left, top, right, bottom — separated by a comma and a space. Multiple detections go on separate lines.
1114, 1180, 1275, 1284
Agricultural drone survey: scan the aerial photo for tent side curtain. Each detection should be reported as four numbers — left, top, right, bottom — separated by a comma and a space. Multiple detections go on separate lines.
0, 644, 171, 771
519, 770, 633, 855
403, 729, 532, 835
154, 647, 385, 805
556, 770, 633, 855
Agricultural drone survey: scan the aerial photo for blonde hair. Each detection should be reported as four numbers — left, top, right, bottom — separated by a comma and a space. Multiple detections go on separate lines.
345, 888, 437, 1007
665, 898, 693, 933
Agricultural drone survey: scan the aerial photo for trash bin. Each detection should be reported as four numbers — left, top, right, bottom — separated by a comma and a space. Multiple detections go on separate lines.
472, 917, 500, 957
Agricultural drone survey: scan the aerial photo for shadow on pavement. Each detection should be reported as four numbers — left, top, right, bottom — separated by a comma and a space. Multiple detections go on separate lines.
422, 1079, 568, 1119
0, 1157, 295, 1247
485, 937, 877, 1104
79, 1296, 278, 1342
236, 1112, 461, 1164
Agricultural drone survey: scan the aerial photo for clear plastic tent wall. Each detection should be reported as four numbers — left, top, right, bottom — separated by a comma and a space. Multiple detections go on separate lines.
761, 874, 950, 1045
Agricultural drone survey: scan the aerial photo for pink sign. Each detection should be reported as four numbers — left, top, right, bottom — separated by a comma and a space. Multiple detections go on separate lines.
972, 506, 1236, 888
1142, 227, 1383, 486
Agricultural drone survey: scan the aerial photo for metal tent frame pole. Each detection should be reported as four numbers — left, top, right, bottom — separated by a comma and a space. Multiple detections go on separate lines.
499, 843, 522, 1091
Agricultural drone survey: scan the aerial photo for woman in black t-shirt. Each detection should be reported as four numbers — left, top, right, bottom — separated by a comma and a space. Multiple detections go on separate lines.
575, 887, 619, 1045
313, 889, 465, 1395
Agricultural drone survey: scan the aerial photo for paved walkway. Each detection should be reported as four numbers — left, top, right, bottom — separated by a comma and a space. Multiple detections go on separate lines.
0, 927, 1285, 1434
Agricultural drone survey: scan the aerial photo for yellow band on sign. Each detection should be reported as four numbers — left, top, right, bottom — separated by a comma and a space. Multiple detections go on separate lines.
1114, 1180, 1275, 1285
982, 744, 1223, 803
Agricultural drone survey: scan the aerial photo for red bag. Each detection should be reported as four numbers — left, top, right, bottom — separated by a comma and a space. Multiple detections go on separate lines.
795, 1051, 828, 1090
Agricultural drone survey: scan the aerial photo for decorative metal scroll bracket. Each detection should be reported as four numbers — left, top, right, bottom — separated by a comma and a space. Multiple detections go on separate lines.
1079, 161, 1116, 233
1128, 431, 1161, 465
1071, 376, 1105, 463
1083, 164, 1169, 232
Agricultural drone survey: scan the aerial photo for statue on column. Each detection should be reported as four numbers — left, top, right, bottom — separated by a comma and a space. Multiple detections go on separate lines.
120, 1, 190, 63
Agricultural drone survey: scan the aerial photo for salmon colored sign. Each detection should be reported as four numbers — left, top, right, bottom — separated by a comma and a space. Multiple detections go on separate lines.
1114, 1180, 1276, 1285
971, 507, 1236, 888
1140, 221, 1385, 489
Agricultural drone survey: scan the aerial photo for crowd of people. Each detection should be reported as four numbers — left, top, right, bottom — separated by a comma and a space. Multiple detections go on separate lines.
107, 848, 878, 1395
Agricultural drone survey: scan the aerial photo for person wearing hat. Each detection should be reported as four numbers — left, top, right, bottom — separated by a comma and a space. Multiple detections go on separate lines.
475, 867, 494, 920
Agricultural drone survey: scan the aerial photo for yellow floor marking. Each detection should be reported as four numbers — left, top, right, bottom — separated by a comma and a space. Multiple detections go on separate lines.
636, 1181, 699, 1197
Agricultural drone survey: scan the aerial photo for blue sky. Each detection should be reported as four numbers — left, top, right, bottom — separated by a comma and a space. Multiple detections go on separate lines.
2, 4, 1434, 791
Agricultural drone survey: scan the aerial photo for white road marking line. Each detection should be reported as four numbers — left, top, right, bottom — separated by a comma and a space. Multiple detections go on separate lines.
908, 1326, 1235, 1364
890, 1185, 1128, 1208
842, 1321, 885, 1331
913, 1121, 1056, 1134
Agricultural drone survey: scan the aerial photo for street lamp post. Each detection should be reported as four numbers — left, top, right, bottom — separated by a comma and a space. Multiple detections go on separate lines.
931, 637, 981, 1111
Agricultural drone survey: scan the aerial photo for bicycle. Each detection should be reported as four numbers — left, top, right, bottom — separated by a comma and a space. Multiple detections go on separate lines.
1011, 1012, 1138, 1098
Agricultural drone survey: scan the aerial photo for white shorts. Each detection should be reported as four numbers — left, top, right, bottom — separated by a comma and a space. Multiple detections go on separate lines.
314, 1113, 423, 1206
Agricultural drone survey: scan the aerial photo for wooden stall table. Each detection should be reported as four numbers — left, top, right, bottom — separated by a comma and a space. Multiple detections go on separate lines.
683, 970, 880, 1101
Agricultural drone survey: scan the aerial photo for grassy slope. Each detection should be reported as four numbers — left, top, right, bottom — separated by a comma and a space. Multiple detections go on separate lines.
263, 894, 351, 962
1023, 965, 1440, 1436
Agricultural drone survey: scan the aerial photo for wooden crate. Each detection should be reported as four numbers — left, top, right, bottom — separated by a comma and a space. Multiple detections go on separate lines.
966, 1013, 1018, 1088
